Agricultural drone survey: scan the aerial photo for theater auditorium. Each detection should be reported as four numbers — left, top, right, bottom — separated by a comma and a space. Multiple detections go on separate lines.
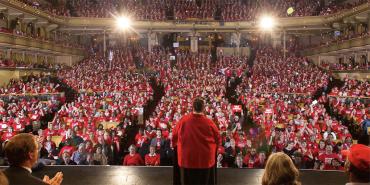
0, 0, 369, 185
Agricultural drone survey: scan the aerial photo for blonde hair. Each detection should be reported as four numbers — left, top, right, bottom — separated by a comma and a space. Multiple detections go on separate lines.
262, 152, 301, 185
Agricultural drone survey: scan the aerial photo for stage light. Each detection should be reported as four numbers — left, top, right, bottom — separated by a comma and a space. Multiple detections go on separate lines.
259, 15, 275, 30
116, 16, 131, 30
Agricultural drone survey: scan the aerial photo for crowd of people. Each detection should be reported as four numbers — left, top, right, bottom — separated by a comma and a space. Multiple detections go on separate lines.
0, 45, 367, 172
133, 51, 248, 166
17, 0, 70, 17
321, 61, 369, 71
305, 29, 370, 53
16, 48, 156, 165
232, 47, 358, 170
327, 78, 369, 125
245, 47, 328, 94
0, 74, 65, 143
330, 78, 369, 98
15, 0, 369, 21
0, 75, 60, 95
0, 58, 67, 69
0, 94, 64, 142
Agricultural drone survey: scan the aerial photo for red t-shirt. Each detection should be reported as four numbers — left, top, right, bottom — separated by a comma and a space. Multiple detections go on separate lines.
1, 132, 15, 141
318, 153, 340, 170
173, 113, 220, 168
59, 145, 75, 157
123, 153, 143, 166
144, 154, 160, 166
243, 154, 261, 168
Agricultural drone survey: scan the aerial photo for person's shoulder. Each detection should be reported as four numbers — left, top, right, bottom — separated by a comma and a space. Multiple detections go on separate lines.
4, 166, 48, 185
181, 113, 192, 120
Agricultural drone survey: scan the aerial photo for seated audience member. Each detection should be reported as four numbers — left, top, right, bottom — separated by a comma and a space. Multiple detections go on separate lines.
92, 144, 108, 165
243, 148, 260, 168
58, 151, 76, 165
292, 151, 306, 169
145, 146, 160, 166
123, 145, 143, 166
234, 154, 245, 168
262, 152, 301, 185
71, 143, 88, 165
217, 153, 224, 168
343, 144, 370, 184
3, 133, 63, 185
283, 141, 297, 158
318, 144, 340, 170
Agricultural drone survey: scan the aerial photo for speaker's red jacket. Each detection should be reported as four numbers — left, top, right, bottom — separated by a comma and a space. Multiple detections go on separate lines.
173, 113, 220, 168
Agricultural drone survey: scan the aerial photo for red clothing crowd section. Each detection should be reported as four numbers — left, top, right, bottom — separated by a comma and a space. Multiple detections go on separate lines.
14, 0, 369, 20
0, 94, 63, 141
0, 46, 367, 170
245, 47, 328, 94
0, 75, 60, 95
0, 75, 64, 142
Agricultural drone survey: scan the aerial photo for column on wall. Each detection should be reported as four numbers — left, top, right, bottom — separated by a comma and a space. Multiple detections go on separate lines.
231, 32, 241, 56
367, 51, 370, 69
103, 30, 107, 57
367, 13, 370, 32
190, 31, 198, 53
6, 49, 11, 59
147, 31, 158, 52
354, 53, 358, 65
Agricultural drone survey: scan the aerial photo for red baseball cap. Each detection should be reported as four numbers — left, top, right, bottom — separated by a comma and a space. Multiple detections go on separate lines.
341, 144, 370, 171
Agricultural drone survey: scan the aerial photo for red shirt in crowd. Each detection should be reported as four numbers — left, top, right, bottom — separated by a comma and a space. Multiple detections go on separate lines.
59, 145, 75, 157
318, 153, 340, 170
1, 132, 15, 141
173, 113, 220, 168
243, 154, 261, 168
144, 153, 160, 166
123, 153, 143, 166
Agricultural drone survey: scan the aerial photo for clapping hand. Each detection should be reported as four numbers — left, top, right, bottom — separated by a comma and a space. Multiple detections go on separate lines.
43, 172, 63, 185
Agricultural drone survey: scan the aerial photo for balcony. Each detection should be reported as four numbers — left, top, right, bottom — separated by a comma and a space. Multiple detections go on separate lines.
0, 0, 369, 32
302, 35, 370, 56
0, 32, 85, 56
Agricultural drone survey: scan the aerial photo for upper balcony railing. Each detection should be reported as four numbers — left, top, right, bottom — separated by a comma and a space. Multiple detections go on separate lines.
302, 35, 370, 56
0, 31, 85, 56
1, 0, 369, 30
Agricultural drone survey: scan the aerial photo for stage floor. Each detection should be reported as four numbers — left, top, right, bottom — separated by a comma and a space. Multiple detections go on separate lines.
1, 166, 347, 185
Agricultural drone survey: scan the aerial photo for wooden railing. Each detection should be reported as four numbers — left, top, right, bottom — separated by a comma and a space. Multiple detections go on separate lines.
0, 0, 368, 30
0, 32, 85, 56
302, 36, 370, 56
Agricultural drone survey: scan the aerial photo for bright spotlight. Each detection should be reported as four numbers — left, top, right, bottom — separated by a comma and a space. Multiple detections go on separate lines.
259, 16, 275, 30
116, 16, 131, 30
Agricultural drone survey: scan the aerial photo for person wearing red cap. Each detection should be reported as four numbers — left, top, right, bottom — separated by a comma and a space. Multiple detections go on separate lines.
173, 97, 220, 185
342, 144, 370, 184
